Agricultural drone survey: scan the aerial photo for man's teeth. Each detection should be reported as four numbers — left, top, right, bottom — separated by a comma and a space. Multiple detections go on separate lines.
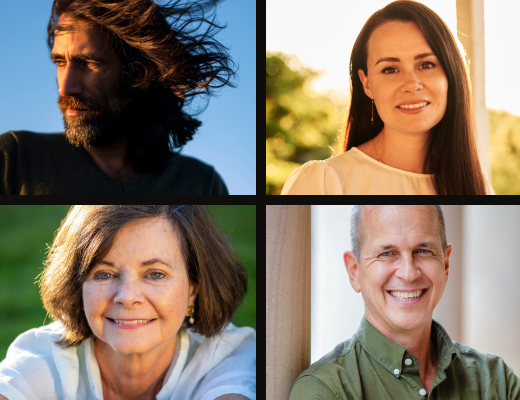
389, 290, 424, 301
397, 102, 429, 109
113, 319, 152, 325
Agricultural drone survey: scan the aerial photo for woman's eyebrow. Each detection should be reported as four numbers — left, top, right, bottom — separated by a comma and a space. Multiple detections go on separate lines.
97, 258, 174, 269
375, 52, 435, 66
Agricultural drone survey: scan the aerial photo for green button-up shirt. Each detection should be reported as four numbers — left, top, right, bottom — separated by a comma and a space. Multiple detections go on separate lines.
289, 316, 520, 399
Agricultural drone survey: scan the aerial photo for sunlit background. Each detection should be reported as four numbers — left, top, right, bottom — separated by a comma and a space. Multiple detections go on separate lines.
266, 0, 520, 195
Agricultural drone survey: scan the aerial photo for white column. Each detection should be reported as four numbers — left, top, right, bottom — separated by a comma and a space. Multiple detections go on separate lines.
457, 0, 490, 183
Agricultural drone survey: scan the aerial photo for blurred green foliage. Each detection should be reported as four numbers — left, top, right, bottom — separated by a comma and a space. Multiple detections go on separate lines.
266, 51, 340, 195
267, 50, 520, 195
0, 205, 256, 360
489, 110, 520, 195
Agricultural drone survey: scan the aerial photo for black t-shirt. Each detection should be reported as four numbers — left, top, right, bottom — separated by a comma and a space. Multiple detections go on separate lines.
0, 131, 228, 195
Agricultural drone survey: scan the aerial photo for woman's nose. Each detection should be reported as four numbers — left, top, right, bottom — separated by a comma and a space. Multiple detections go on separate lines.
113, 280, 145, 306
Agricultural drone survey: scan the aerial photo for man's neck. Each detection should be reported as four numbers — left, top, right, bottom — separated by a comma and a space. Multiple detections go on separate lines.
84, 137, 136, 183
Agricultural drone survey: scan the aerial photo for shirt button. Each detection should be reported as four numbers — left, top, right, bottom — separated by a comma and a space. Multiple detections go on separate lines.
419, 388, 427, 396
393, 368, 400, 375
405, 358, 412, 365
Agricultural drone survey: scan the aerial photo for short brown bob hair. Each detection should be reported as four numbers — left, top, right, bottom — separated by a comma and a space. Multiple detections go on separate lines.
39, 205, 249, 348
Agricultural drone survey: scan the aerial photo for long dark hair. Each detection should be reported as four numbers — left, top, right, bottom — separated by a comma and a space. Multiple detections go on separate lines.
47, 0, 238, 172
334, 0, 486, 195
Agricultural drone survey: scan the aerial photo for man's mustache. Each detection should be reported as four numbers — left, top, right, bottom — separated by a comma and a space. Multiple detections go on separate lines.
58, 96, 97, 111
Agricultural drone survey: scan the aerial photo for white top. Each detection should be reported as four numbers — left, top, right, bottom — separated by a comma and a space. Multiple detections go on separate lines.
281, 147, 496, 195
0, 321, 256, 400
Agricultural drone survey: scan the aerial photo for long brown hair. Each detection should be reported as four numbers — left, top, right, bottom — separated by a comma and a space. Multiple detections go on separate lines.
334, 0, 486, 195
39, 205, 248, 348
46, 0, 238, 173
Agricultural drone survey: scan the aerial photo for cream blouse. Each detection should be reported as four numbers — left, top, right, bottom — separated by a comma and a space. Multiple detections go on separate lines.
0, 321, 256, 400
281, 147, 495, 195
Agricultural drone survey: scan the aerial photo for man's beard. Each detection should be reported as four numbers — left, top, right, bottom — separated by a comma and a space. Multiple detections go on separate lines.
58, 73, 140, 148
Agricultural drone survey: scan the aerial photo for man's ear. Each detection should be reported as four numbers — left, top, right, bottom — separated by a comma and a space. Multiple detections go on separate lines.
344, 251, 361, 293
444, 243, 453, 282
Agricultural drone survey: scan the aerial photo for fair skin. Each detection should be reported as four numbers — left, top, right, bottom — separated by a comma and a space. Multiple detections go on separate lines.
0, 217, 249, 400
357, 21, 448, 174
82, 217, 197, 400
343, 205, 452, 394
52, 15, 152, 183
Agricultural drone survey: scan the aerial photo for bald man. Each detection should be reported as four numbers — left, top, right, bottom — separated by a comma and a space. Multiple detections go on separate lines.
289, 205, 520, 399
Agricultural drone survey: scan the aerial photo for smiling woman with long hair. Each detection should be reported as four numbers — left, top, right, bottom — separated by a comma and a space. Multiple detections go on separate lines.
281, 0, 495, 195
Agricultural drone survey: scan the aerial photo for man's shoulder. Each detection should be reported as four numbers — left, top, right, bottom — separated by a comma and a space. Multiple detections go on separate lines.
0, 130, 67, 150
1, 130, 65, 140
452, 341, 509, 367
289, 336, 360, 400
166, 152, 217, 173
294, 336, 359, 384
159, 152, 228, 195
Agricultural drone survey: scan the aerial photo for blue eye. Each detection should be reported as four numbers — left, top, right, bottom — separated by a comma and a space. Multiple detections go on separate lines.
92, 271, 166, 280
149, 272, 165, 280
380, 249, 431, 257
95, 272, 113, 280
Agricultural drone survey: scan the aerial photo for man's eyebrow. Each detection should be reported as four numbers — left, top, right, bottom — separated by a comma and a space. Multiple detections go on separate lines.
54, 24, 79, 35
51, 52, 106, 63
375, 52, 435, 66
375, 241, 440, 251
97, 258, 174, 269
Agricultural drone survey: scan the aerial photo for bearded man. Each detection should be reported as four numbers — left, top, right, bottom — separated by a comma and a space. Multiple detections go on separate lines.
0, 0, 235, 195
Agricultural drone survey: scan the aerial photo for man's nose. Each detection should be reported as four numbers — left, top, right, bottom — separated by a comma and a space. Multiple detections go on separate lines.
58, 65, 84, 97
394, 255, 422, 281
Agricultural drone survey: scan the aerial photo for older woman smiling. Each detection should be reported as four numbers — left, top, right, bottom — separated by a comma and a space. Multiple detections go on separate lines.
0, 205, 255, 400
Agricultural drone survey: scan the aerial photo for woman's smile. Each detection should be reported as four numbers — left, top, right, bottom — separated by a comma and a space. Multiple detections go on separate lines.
106, 317, 158, 329
396, 102, 431, 114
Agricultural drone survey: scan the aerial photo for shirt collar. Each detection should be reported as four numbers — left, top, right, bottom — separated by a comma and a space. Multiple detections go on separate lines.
356, 315, 458, 377
431, 319, 458, 372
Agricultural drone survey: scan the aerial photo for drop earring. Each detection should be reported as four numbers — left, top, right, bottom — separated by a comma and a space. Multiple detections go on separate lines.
188, 306, 195, 324
371, 98, 374, 124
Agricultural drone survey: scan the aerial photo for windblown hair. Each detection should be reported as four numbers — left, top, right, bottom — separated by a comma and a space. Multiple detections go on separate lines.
350, 205, 447, 263
334, 0, 486, 195
38, 205, 248, 348
47, 0, 238, 172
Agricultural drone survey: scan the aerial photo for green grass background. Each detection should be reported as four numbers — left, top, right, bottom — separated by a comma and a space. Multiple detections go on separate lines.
0, 205, 256, 360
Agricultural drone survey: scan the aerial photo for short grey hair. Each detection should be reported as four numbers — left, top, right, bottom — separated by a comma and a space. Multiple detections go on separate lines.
350, 205, 447, 262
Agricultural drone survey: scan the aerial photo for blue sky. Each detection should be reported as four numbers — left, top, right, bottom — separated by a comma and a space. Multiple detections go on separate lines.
0, 0, 256, 195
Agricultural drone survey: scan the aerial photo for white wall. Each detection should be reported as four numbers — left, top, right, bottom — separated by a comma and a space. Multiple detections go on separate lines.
463, 205, 520, 374
311, 205, 364, 363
